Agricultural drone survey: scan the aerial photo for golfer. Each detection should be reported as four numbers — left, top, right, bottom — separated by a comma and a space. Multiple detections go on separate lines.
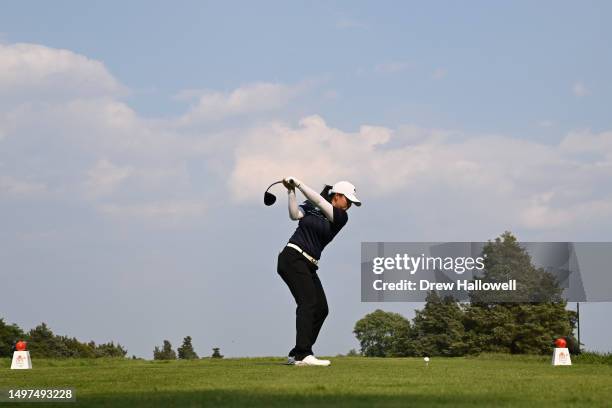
277, 176, 361, 366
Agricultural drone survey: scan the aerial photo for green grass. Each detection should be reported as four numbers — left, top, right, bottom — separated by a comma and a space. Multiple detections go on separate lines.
1, 355, 611, 407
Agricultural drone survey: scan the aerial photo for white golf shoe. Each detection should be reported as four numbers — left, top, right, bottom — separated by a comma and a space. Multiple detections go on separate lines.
294, 355, 331, 366
285, 356, 296, 365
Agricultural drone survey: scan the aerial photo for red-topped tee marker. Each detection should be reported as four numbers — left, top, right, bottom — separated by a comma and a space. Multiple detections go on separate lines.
11, 340, 32, 369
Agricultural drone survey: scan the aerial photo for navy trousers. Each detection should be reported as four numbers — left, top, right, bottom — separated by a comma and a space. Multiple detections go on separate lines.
277, 246, 329, 360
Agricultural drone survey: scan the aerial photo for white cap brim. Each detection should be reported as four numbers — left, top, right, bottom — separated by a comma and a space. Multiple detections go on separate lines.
346, 193, 361, 206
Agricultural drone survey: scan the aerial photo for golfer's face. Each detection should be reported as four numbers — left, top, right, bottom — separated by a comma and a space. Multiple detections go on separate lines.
333, 194, 351, 210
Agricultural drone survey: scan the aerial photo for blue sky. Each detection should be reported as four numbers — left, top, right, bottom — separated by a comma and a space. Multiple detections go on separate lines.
1, 1, 611, 357
4, 1, 610, 132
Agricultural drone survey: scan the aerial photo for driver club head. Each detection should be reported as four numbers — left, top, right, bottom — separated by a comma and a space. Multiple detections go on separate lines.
264, 191, 277, 206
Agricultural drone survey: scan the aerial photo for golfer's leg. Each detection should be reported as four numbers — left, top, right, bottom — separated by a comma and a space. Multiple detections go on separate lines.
291, 265, 318, 359
277, 251, 318, 360
277, 250, 300, 301
277, 249, 301, 357
310, 272, 329, 347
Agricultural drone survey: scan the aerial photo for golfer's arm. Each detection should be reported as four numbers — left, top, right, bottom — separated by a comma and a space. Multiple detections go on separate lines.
297, 182, 334, 222
288, 189, 304, 220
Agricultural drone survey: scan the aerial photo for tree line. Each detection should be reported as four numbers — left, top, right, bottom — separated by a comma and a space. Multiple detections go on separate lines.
0, 321, 127, 358
152, 337, 223, 360
0, 319, 222, 360
354, 232, 579, 357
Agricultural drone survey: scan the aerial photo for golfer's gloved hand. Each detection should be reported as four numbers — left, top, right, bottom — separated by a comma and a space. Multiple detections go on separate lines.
284, 176, 301, 189
282, 179, 294, 190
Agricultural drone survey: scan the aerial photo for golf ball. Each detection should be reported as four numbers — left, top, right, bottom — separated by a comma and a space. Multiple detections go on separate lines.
424, 357, 430, 362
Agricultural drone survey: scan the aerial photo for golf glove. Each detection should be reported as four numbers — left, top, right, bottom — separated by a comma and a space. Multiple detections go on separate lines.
284, 176, 301, 188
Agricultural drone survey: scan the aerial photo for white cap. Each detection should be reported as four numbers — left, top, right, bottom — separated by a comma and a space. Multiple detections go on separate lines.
330, 181, 361, 206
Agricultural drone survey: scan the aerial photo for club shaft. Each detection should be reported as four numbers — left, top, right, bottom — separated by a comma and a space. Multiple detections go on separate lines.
266, 180, 284, 192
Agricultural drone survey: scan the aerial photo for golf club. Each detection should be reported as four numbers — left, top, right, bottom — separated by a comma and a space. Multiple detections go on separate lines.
264, 180, 284, 206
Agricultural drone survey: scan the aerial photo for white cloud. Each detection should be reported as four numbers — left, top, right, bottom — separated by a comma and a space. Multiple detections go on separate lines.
560, 129, 612, 158
0, 43, 125, 100
0, 42, 227, 225
229, 115, 393, 202
520, 193, 612, 230
0, 175, 46, 197
84, 159, 133, 197
573, 81, 590, 97
229, 116, 612, 231
177, 82, 307, 124
4, 97, 219, 159
518, 192, 574, 228
3, 41, 612, 234
97, 200, 207, 220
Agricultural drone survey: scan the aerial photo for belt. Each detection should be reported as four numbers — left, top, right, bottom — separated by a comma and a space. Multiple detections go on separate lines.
286, 243, 319, 266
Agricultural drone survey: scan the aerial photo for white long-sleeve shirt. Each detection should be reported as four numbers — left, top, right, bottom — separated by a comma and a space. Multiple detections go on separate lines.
288, 182, 334, 222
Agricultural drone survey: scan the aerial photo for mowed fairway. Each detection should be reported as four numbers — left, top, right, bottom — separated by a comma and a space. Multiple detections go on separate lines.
1, 355, 611, 407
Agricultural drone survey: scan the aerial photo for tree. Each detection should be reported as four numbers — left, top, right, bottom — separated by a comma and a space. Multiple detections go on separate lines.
211, 347, 223, 358
153, 340, 177, 360
466, 232, 576, 354
93, 341, 128, 358
177, 336, 199, 360
58, 336, 96, 358
411, 291, 470, 356
470, 232, 563, 304
26, 323, 71, 358
0, 318, 24, 357
352, 232, 578, 357
353, 309, 412, 357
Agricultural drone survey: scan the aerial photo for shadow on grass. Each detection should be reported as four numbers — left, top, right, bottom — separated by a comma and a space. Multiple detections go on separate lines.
71, 389, 517, 408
